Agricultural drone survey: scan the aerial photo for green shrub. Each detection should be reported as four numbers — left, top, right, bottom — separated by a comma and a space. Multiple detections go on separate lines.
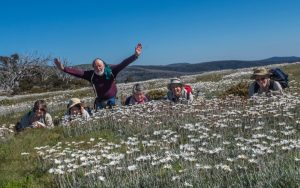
147, 89, 167, 100
221, 81, 249, 98
196, 73, 224, 82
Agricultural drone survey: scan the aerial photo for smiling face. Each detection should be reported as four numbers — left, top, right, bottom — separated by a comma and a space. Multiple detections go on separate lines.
255, 76, 269, 88
33, 100, 47, 118
34, 105, 45, 117
93, 59, 105, 75
69, 104, 82, 116
133, 92, 145, 103
171, 84, 182, 97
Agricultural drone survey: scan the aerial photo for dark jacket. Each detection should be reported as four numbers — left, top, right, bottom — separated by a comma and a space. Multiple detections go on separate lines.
64, 55, 138, 100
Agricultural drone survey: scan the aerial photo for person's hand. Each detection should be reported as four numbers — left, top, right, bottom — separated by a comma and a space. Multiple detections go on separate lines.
135, 43, 142, 57
32, 121, 46, 128
54, 58, 64, 71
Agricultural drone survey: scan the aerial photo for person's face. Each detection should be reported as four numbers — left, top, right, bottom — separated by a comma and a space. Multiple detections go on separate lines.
34, 105, 45, 117
171, 84, 182, 97
134, 92, 145, 103
70, 106, 81, 116
255, 76, 269, 88
93, 59, 105, 74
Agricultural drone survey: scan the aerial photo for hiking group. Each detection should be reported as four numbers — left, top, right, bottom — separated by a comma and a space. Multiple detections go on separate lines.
15, 43, 289, 131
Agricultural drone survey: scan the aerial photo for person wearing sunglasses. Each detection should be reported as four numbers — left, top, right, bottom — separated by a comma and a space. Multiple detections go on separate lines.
16, 100, 54, 131
248, 68, 283, 97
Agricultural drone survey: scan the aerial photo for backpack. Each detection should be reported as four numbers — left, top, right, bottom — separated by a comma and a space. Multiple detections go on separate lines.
184, 85, 193, 100
269, 68, 288, 89
254, 68, 288, 93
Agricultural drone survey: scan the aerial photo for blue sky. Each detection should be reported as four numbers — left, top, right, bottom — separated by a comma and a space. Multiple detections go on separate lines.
1, 0, 300, 65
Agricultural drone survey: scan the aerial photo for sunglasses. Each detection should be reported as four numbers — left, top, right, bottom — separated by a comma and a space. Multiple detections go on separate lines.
255, 77, 267, 82
34, 108, 45, 112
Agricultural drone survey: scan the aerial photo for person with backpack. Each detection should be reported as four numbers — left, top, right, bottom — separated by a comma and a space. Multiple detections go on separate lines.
54, 43, 142, 110
166, 78, 193, 103
16, 100, 54, 131
64, 98, 91, 122
248, 68, 284, 97
125, 83, 150, 105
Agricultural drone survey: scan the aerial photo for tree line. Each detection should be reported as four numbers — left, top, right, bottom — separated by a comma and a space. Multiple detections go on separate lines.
0, 53, 90, 95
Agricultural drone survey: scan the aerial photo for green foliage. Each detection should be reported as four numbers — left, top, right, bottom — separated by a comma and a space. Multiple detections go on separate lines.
146, 89, 167, 100
148, 81, 157, 90
15, 75, 90, 95
196, 73, 224, 82
124, 75, 135, 83
221, 81, 249, 98
0, 126, 119, 187
1, 63, 300, 187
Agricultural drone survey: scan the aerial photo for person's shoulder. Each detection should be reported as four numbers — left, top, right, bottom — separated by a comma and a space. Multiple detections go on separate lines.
125, 96, 133, 105
82, 109, 90, 118
249, 81, 256, 88
166, 90, 173, 99
25, 111, 34, 118
272, 80, 283, 89
144, 95, 150, 102
45, 112, 51, 117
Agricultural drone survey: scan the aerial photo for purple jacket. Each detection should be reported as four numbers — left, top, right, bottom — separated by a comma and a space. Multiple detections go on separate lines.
64, 55, 138, 99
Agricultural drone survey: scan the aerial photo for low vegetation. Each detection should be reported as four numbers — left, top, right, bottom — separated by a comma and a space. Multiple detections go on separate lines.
0, 63, 300, 187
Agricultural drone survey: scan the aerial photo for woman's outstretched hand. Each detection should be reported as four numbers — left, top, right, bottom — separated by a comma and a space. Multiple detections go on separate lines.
135, 43, 142, 57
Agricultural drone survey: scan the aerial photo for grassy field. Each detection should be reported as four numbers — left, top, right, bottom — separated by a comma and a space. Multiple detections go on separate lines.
0, 63, 300, 187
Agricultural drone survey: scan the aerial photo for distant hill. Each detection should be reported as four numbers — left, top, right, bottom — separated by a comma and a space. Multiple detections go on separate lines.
75, 56, 300, 82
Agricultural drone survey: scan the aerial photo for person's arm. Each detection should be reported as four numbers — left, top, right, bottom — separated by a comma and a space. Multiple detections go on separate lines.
188, 93, 194, 103
125, 96, 131, 105
32, 121, 46, 128
248, 82, 255, 97
111, 43, 142, 75
44, 113, 54, 128
82, 109, 90, 120
54, 58, 89, 80
166, 91, 173, 101
270, 81, 283, 95
19, 112, 31, 129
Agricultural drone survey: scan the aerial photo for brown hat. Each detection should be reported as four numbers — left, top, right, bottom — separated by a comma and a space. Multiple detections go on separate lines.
251, 68, 270, 79
167, 78, 183, 90
67, 98, 82, 109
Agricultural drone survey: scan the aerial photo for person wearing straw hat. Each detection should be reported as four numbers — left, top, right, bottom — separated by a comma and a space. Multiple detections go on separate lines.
64, 98, 90, 121
125, 83, 149, 105
54, 43, 142, 110
167, 78, 193, 103
248, 68, 283, 97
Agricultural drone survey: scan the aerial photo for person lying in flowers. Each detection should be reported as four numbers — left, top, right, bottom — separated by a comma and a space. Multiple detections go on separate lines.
64, 98, 91, 122
15, 100, 54, 131
125, 83, 150, 105
166, 78, 193, 104
248, 68, 283, 97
